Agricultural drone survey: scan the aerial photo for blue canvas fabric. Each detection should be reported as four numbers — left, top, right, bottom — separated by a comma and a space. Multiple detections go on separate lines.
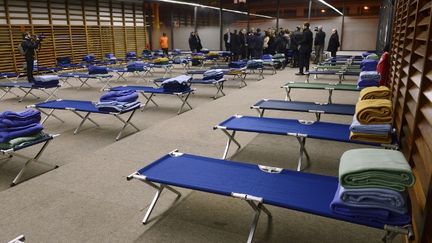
88, 66, 108, 75
100, 89, 138, 103
111, 85, 192, 94
203, 69, 224, 80
35, 99, 139, 114
228, 61, 247, 69
135, 152, 409, 228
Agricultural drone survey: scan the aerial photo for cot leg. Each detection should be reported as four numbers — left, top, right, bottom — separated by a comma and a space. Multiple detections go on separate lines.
73, 112, 99, 134
0, 88, 12, 101
177, 92, 193, 115
40, 109, 65, 124
78, 78, 92, 89
141, 92, 158, 109
284, 87, 292, 101
213, 82, 225, 99
114, 109, 140, 141
11, 139, 53, 186
315, 113, 321, 121
143, 185, 165, 224
328, 89, 333, 104
61, 77, 74, 88
258, 69, 264, 80
221, 130, 241, 159
296, 137, 310, 171
246, 201, 272, 243
100, 77, 113, 91
338, 74, 343, 84
239, 74, 247, 88
18, 88, 38, 102
41, 87, 60, 101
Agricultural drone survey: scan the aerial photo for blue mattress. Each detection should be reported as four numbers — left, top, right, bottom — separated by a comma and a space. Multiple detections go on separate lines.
218, 115, 382, 146
187, 70, 230, 75
59, 73, 112, 78
35, 99, 138, 114
0, 72, 19, 78
253, 100, 355, 116
111, 85, 193, 94
0, 82, 59, 89
137, 152, 403, 228
308, 70, 339, 75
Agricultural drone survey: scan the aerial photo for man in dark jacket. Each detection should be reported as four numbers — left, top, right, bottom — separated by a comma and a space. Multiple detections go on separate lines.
247, 28, 255, 59
231, 30, 241, 61
223, 28, 232, 52
290, 26, 302, 68
327, 28, 340, 58
21, 32, 40, 82
296, 22, 313, 75
314, 26, 326, 64
253, 28, 264, 59
239, 29, 248, 59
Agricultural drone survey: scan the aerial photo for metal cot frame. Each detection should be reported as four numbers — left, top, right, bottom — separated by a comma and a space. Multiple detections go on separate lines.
59, 73, 114, 91
137, 89, 195, 115
1, 134, 58, 186
282, 82, 360, 104
0, 83, 60, 102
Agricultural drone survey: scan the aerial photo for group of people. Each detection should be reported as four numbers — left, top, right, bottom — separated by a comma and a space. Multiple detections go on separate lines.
158, 22, 341, 75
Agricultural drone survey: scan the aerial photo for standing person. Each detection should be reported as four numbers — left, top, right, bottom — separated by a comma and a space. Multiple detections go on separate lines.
223, 28, 232, 52
247, 28, 255, 59
231, 30, 241, 61
313, 26, 326, 64
195, 32, 203, 53
327, 28, 340, 58
189, 32, 198, 53
253, 28, 264, 59
263, 31, 270, 55
159, 33, 169, 56
290, 26, 302, 68
21, 32, 41, 83
296, 22, 313, 75
239, 29, 248, 60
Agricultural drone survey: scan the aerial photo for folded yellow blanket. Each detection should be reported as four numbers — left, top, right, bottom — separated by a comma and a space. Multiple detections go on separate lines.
355, 99, 392, 124
208, 52, 219, 56
154, 57, 169, 63
350, 132, 392, 144
359, 86, 391, 100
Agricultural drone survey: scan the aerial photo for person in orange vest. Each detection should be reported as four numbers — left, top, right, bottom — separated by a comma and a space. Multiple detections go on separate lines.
159, 33, 169, 56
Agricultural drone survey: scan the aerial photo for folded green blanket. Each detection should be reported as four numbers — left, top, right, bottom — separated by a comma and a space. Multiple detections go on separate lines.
0, 132, 45, 150
339, 148, 415, 192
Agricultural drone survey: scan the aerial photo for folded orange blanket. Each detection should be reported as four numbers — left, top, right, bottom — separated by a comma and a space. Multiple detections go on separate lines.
355, 99, 392, 124
359, 86, 391, 100
350, 132, 392, 144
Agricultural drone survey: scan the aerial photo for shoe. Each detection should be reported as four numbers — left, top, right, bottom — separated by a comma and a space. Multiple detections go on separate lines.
295, 72, 304, 75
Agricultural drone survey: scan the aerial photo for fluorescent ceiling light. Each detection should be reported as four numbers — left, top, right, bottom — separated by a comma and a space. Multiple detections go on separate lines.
156, 0, 273, 19
317, 0, 344, 16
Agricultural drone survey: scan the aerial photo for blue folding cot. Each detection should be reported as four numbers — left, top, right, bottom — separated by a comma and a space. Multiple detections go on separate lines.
110, 85, 195, 115
186, 69, 247, 88
127, 150, 413, 243
214, 115, 397, 171
0, 81, 60, 102
8, 234, 25, 243
147, 63, 174, 78
107, 66, 150, 82
1, 133, 58, 186
0, 72, 20, 81
58, 72, 113, 91
28, 100, 141, 140
153, 77, 226, 99
251, 99, 355, 121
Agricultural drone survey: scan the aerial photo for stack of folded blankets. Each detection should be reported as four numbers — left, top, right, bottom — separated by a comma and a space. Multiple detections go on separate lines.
203, 69, 224, 80
95, 89, 140, 112
126, 52, 137, 60
360, 59, 378, 71
207, 52, 219, 59
350, 86, 393, 143
153, 57, 170, 65
228, 61, 247, 69
0, 109, 46, 150
33, 75, 60, 87
331, 148, 415, 225
357, 71, 381, 88
365, 53, 379, 60
247, 59, 264, 69
127, 62, 146, 72
161, 75, 192, 92
88, 66, 108, 75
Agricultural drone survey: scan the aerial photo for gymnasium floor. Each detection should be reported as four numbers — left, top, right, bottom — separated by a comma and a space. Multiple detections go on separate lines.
0, 53, 396, 242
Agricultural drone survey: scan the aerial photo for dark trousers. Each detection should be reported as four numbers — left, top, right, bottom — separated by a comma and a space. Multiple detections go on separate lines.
291, 50, 299, 67
331, 51, 337, 57
162, 48, 168, 56
225, 43, 231, 52
26, 57, 35, 82
299, 52, 311, 74
241, 46, 247, 60
248, 48, 253, 59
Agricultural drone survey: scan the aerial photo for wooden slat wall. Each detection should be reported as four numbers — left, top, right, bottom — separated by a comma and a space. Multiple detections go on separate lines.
390, 0, 432, 242
0, 0, 148, 73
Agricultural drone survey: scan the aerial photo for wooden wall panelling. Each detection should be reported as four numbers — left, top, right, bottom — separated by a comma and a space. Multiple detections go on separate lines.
33, 25, 56, 68
135, 3, 147, 53
85, 0, 102, 59
390, 0, 404, 99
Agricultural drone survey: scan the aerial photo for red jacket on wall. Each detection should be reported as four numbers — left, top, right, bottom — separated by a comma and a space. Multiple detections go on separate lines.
377, 52, 390, 87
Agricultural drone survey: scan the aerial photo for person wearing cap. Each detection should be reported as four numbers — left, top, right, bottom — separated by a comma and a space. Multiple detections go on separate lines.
314, 26, 326, 64
296, 22, 313, 75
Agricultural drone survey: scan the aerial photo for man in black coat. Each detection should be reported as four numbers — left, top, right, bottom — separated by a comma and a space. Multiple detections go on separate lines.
314, 26, 326, 64
296, 22, 313, 75
327, 28, 340, 58
223, 28, 232, 52
239, 29, 248, 59
290, 26, 302, 68
21, 32, 41, 82
253, 28, 264, 59
230, 30, 241, 61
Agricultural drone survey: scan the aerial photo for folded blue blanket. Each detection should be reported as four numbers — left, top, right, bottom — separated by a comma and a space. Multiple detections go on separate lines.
100, 89, 138, 103
161, 75, 192, 85
95, 101, 141, 112
0, 123, 44, 143
357, 77, 379, 88
203, 69, 224, 80
34, 80, 59, 87
229, 61, 247, 69
247, 60, 264, 69
330, 184, 411, 225
0, 109, 41, 123
349, 116, 391, 135
0, 123, 43, 132
361, 66, 377, 72
34, 75, 59, 82
359, 71, 380, 82
335, 183, 407, 214
88, 66, 108, 75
